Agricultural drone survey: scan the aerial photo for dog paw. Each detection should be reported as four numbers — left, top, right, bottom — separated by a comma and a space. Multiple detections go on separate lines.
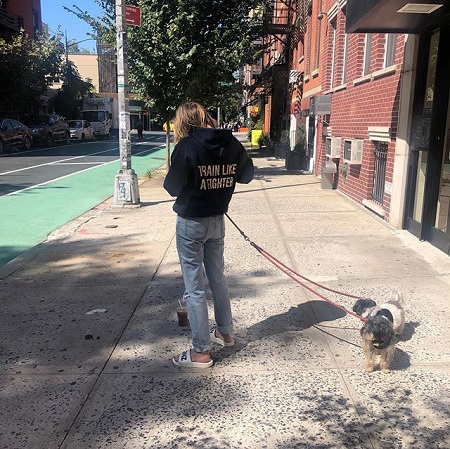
381, 367, 391, 374
364, 366, 375, 373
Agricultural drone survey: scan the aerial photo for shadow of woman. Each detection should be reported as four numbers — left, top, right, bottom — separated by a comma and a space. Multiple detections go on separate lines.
246, 300, 347, 341
215, 300, 348, 359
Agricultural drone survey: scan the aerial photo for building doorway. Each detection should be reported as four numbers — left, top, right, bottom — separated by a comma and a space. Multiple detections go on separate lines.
431, 92, 450, 250
405, 24, 450, 254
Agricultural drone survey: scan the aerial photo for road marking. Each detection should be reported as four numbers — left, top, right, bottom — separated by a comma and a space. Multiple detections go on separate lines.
0, 148, 118, 176
2, 145, 165, 197
3, 160, 118, 197
52, 162, 104, 165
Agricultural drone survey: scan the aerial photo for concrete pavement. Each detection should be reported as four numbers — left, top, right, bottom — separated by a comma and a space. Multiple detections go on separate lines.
1, 133, 450, 448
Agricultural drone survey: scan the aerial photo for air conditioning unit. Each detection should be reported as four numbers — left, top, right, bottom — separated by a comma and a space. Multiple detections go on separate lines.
325, 137, 341, 158
343, 139, 363, 164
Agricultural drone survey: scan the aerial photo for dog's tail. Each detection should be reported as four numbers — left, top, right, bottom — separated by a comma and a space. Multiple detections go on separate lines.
390, 290, 404, 304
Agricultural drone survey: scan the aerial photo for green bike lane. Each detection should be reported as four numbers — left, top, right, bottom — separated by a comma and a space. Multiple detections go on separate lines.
0, 145, 168, 268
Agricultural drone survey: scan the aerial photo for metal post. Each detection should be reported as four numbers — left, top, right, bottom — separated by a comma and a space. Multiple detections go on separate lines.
65, 31, 69, 64
114, 0, 140, 205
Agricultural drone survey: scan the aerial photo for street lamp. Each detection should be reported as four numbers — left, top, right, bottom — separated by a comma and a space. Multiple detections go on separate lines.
63, 33, 96, 92
65, 31, 97, 64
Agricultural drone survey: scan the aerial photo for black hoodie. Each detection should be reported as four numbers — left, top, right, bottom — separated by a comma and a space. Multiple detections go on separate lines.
163, 128, 254, 217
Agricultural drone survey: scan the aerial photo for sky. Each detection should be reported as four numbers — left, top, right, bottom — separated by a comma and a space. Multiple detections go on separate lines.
40, 0, 104, 53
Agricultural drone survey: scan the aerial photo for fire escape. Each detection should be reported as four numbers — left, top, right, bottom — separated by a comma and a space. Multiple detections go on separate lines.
97, 40, 118, 94
260, 0, 308, 142
0, 1, 24, 41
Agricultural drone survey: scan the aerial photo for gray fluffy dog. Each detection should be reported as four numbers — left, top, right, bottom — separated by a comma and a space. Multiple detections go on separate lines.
352, 292, 405, 373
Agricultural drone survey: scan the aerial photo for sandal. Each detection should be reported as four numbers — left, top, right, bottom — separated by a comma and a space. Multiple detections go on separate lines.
172, 349, 213, 368
210, 329, 235, 347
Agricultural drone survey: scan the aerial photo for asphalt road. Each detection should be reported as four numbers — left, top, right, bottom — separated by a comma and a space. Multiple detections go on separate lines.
0, 131, 171, 268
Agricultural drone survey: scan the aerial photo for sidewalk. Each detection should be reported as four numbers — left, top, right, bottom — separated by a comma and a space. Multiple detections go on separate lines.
1, 133, 450, 449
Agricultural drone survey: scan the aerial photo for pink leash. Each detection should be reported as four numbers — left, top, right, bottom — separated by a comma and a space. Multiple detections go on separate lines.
225, 213, 367, 323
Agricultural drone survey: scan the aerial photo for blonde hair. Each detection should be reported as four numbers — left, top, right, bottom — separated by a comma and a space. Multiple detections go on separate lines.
173, 102, 217, 144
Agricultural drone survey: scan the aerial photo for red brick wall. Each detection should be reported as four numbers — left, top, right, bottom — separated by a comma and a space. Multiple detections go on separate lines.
315, 1, 405, 219
8, 0, 42, 39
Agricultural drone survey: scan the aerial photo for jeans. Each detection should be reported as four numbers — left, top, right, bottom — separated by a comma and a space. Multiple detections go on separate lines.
176, 215, 233, 353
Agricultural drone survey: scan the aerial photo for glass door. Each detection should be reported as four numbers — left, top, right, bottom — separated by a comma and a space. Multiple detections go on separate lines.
430, 96, 450, 253
405, 30, 440, 238
405, 24, 450, 253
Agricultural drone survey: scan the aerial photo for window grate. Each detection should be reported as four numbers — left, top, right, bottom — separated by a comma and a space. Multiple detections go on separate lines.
372, 142, 388, 205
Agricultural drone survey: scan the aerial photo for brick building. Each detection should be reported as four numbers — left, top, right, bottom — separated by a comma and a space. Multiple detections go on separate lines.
258, 0, 450, 255
315, 0, 406, 223
324, 0, 450, 255
0, 0, 41, 40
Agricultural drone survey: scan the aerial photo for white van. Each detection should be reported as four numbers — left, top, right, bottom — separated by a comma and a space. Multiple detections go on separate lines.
80, 110, 112, 138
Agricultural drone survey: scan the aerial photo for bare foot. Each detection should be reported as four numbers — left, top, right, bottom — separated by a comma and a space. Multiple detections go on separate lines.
215, 329, 233, 344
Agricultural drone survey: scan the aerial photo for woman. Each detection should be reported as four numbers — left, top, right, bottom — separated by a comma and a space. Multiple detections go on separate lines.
164, 102, 254, 368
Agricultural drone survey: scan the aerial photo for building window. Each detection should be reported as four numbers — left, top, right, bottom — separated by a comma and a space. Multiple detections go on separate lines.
384, 34, 396, 68
33, 11, 40, 38
329, 21, 337, 89
362, 33, 372, 76
341, 33, 348, 84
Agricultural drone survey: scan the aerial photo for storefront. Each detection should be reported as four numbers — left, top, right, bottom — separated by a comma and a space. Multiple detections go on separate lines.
347, 0, 450, 254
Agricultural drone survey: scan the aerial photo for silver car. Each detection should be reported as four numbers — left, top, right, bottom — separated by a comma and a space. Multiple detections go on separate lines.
68, 120, 95, 141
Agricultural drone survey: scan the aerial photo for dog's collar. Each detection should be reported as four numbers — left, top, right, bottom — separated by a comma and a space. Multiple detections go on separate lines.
374, 308, 393, 324
372, 331, 393, 350
363, 306, 377, 318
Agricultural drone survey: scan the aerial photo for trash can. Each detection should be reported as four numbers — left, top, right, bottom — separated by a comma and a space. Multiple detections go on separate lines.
321, 160, 337, 190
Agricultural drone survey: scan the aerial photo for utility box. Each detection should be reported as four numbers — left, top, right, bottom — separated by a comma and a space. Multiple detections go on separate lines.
114, 169, 140, 205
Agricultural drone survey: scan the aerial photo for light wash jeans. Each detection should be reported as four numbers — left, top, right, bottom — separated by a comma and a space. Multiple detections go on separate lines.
176, 215, 233, 353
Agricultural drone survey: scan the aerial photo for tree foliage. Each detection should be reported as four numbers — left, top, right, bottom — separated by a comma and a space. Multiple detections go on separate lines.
127, 0, 263, 120
0, 32, 63, 116
63, 1, 116, 44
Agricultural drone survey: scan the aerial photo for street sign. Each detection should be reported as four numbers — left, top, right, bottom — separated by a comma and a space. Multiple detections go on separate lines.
125, 5, 141, 27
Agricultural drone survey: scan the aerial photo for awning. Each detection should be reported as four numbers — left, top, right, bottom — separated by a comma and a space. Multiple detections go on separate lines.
346, 0, 450, 33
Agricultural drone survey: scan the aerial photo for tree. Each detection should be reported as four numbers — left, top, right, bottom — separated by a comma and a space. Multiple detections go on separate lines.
0, 32, 64, 116
127, 0, 263, 166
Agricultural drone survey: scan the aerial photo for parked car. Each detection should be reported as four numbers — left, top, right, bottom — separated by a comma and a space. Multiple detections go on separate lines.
0, 118, 33, 154
68, 120, 95, 141
22, 114, 70, 147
